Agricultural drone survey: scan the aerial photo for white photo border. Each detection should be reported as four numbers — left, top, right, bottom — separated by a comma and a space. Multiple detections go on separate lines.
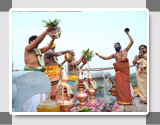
9, 8, 149, 115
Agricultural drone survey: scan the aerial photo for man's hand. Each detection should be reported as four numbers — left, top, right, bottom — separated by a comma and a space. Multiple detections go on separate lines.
95, 52, 100, 57
46, 25, 56, 32
139, 50, 145, 58
68, 50, 75, 56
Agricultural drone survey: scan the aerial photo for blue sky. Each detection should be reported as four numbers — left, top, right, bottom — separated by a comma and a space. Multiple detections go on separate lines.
12, 10, 148, 76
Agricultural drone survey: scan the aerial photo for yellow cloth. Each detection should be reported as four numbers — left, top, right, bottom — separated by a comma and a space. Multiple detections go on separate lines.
68, 75, 79, 81
133, 88, 139, 96
47, 43, 56, 49
45, 65, 61, 81
45, 65, 61, 100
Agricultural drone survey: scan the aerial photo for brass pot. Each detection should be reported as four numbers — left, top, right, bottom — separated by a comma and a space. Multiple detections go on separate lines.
64, 53, 73, 63
88, 84, 97, 103
76, 84, 88, 109
57, 93, 75, 112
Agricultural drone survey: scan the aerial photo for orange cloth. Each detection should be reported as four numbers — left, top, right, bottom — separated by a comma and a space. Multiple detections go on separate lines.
45, 65, 62, 100
113, 58, 132, 105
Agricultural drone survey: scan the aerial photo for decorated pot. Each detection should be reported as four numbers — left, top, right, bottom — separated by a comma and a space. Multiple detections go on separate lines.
82, 58, 87, 64
57, 92, 75, 112
75, 84, 88, 110
88, 84, 97, 103
64, 53, 73, 63
48, 26, 61, 39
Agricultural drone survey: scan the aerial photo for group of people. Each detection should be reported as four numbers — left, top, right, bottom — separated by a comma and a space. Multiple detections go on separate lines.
96, 31, 147, 104
23, 25, 147, 112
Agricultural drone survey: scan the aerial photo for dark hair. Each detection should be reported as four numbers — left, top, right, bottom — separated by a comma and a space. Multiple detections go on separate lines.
28, 35, 37, 44
114, 42, 121, 46
139, 44, 147, 50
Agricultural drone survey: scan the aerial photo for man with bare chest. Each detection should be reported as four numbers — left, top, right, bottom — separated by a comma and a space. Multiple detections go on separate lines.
96, 31, 134, 105
67, 53, 85, 85
67, 53, 86, 100
23, 26, 56, 112
24, 25, 56, 72
44, 44, 74, 100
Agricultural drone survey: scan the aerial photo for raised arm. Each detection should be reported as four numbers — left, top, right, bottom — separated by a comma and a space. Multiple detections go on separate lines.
80, 63, 86, 69
40, 38, 55, 53
25, 26, 55, 51
45, 50, 74, 57
76, 54, 85, 65
95, 52, 114, 60
124, 33, 134, 52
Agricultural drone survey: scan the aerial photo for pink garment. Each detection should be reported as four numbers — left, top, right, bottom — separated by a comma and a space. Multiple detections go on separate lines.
130, 83, 136, 98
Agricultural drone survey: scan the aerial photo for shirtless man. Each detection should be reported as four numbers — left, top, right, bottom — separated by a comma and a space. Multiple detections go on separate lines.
96, 31, 134, 105
67, 52, 86, 100
68, 53, 85, 76
44, 44, 74, 100
44, 44, 74, 67
24, 25, 55, 72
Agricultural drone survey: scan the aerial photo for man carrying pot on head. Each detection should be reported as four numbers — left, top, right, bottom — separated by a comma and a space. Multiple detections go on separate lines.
133, 45, 147, 104
96, 28, 134, 105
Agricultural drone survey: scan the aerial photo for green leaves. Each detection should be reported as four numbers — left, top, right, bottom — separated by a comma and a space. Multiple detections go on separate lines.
42, 19, 60, 27
97, 85, 105, 90
77, 108, 91, 112
82, 48, 94, 62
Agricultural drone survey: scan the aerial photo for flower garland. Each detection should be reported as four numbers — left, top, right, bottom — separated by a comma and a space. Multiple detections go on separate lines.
53, 56, 64, 67
58, 80, 73, 97
34, 49, 45, 67
76, 79, 89, 90
83, 81, 89, 90
90, 80, 97, 89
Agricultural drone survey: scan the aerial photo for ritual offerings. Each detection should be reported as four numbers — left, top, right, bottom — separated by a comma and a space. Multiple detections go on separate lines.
37, 94, 60, 112
64, 53, 73, 63
87, 71, 97, 103
56, 69, 75, 112
75, 71, 88, 110
43, 19, 61, 39
81, 48, 94, 64
56, 87, 75, 112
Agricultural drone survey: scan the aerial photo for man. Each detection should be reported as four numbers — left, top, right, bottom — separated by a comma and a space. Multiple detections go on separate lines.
67, 52, 86, 99
96, 31, 134, 105
133, 45, 147, 104
67, 53, 85, 85
24, 25, 55, 72
23, 26, 56, 112
44, 43, 74, 100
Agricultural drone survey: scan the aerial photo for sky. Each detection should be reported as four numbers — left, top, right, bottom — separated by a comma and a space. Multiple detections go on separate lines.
12, 10, 148, 76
